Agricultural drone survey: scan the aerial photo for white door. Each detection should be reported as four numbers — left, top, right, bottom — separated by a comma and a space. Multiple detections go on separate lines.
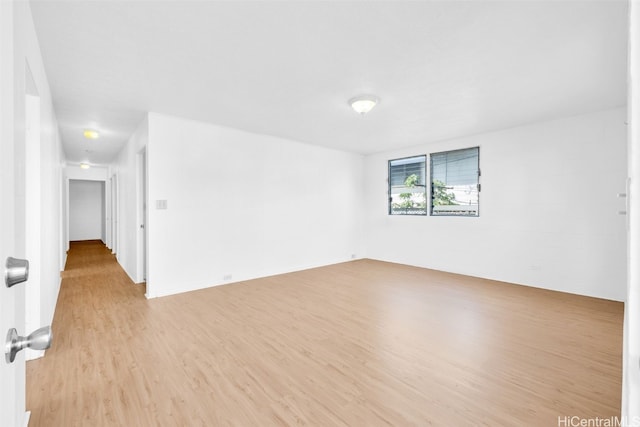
0, 196, 26, 421
0, 1, 27, 425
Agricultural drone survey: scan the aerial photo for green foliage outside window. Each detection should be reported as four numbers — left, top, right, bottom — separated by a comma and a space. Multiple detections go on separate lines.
392, 174, 426, 210
432, 179, 456, 206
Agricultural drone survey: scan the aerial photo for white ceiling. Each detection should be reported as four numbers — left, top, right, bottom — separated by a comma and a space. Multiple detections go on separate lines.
29, 0, 627, 165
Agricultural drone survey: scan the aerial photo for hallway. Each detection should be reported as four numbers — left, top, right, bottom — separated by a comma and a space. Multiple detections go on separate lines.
26, 241, 148, 425
25, 241, 623, 426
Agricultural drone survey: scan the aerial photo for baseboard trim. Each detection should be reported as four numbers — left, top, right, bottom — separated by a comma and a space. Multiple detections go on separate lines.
23, 411, 30, 427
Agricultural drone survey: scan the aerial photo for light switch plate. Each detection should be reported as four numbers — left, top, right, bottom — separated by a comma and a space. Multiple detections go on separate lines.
156, 200, 167, 210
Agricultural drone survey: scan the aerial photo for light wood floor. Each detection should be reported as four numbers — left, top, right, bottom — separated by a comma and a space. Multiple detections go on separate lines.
26, 241, 623, 426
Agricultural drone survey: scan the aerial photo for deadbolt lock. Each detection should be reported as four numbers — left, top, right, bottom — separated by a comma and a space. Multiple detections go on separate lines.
5, 257, 29, 288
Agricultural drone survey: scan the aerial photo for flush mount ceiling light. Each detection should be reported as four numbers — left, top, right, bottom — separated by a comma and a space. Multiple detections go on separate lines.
349, 95, 379, 115
80, 163, 90, 169
83, 129, 99, 139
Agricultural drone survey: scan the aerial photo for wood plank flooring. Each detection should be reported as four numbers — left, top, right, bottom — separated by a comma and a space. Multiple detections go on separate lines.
26, 241, 623, 426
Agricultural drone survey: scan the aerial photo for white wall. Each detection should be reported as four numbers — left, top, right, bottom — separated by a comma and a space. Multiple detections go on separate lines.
364, 108, 627, 302
145, 113, 363, 298
115, 117, 148, 282
622, 0, 640, 421
15, 0, 65, 358
114, 109, 625, 303
69, 180, 105, 241
66, 164, 109, 181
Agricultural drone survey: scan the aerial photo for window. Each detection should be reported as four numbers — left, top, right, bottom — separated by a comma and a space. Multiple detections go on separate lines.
389, 155, 427, 215
430, 147, 480, 216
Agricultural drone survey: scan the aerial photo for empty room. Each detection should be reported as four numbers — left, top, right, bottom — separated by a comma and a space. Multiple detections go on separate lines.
2, 0, 640, 426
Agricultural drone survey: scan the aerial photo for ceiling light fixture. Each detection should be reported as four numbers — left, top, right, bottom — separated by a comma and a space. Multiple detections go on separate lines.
80, 163, 90, 169
83, 129, 99, 139
349, 95, 379, 115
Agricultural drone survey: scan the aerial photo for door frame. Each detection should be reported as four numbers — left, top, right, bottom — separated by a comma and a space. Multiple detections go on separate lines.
110, 173, 118, 255
24, 88, 42, 361
136, 148, 148, 290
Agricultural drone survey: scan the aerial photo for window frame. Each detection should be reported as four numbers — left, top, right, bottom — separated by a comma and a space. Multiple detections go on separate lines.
388, 154, 428, 216
429, 147, 480, 217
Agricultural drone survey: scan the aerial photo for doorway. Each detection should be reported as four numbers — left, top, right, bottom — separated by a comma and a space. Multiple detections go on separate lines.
137, 148, 147, 288
68, 180, 106, 243
110, 174, 118, 255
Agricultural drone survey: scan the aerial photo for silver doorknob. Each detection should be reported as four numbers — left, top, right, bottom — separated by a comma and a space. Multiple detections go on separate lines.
5, 326, 52, 363
5, 257, 29, 288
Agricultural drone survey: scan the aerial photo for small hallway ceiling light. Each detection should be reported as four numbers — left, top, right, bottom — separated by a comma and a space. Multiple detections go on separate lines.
83, 129, 99, 139
349, 95, 379, 115
80, 163, 90, 169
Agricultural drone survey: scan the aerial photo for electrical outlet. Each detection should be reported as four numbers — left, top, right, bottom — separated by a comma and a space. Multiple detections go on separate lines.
223, 274, 232, 281
351, 254, 357, 259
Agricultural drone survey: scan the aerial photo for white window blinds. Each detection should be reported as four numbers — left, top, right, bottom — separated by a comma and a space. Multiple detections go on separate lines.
430, 147, 479, 216
389, 155, 427, 215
